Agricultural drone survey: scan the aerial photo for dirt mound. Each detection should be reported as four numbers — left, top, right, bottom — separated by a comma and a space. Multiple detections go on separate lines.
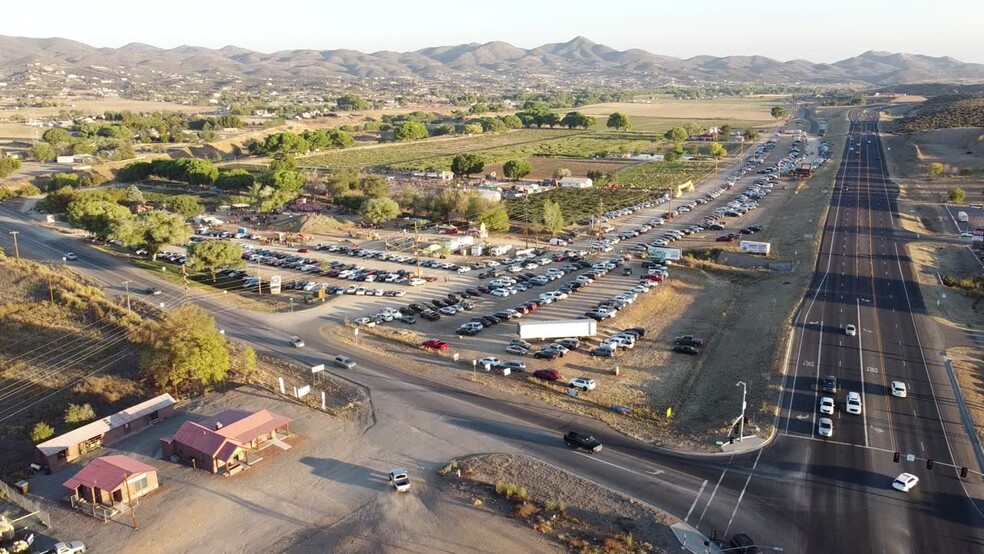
299, 214, 354, 235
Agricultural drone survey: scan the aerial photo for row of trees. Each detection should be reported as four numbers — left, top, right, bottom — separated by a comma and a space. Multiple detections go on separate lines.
247, 129, 355, 156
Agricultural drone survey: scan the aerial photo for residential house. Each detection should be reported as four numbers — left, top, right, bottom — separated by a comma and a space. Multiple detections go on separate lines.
160, 409, 292, 475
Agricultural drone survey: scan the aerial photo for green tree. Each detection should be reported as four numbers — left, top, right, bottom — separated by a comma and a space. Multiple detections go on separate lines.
553, 168, 571, 180
30, 421, 54, 443
262, 131, 308, 155
356, 174, 390, 198
451, 153, 485, 178
928, 162, 945, 179
561, 111, 593, 129
541, 113, 561, 128
117, 161, 152, 182
114, 212, 191, 260
0, 156, 22, 178
477, 205, 510, 232
606, 112, 632, 131
502, 159, 533, 181
269, 155, 297, 172
718, 124, 732, 137
359, 197, 401, 224
742, 129, 760, 142
183, 158, 219, 185
187, 239, 246, 281
66, 198, 133, 239
949, 187, 966, 203
336, 94, 370, 110
42, 186, 77, 213
138, 304, 231, 395
166, 195, 204, 218
542, 199, 566, 235
461, 122, 484, 135
684, 122, 705, 137
709, 142, 728, 159
64, 403, 96, 424
214, 169, 255, 191
501, 114, 523, 129
393, 121, 429, 142
30, 142, 56, 162
123, 185, 145, 204
664, 127, 688, 143
42, 128, 72, 146
770, 106, 788, 123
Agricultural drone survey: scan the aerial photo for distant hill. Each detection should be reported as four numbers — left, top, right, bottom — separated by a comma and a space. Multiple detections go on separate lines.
896, 94, 984, 133
1, 35, 983, 85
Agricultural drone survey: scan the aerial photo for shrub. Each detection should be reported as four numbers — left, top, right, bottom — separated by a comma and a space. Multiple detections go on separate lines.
514, 502, 539, 518
30, 421, 54, 443
438, 460, 459, 476
64, 403, 96, 424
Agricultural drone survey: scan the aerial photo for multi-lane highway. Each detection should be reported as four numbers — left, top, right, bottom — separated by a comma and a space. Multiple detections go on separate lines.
1, 108, 982, 552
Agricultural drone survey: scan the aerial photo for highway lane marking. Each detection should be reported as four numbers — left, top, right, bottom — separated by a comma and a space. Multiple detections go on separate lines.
723, 449, 763, 538
571, 452, 697, 496
697, 466, 729, 527
856, 299, 870, 447
684, 479, 708, 523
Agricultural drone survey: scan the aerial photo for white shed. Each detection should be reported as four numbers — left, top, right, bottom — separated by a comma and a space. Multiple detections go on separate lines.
559, 177, 593, 189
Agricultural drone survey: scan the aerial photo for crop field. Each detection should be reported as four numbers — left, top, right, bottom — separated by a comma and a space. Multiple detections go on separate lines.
486, 157, 631, 181
577, 97, 781, 122
390, 131, 666, 172
613, 160, 717, 189
300, 129, 574, 169
504, 187, 664, 227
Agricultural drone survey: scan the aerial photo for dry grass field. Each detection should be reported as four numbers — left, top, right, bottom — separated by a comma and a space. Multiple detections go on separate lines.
577, 97, 781, 123
0, 98, 210, 117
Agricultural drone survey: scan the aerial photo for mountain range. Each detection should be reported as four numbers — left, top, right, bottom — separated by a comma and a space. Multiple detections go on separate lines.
2, 35, 983, 86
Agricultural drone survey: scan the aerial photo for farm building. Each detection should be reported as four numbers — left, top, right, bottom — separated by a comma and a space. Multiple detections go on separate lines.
160, 409, 292, 475
63, 455, 159, 508
35, 394, 177, 470
559, 177, 593, 189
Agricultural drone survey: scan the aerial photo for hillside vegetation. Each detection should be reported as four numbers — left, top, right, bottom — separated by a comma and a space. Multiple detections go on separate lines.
897, 94, 984, 132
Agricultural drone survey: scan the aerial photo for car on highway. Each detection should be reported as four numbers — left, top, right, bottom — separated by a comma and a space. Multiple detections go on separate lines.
533, 369, 561, 381
564, 431, 603, 453
389, 469, 411, 493
145, 287, 163, 295
846, 391, 863, 415
64, 252, 78, 261
822, 375, 838, 393
569, 377, 596, 391
892, 472, 919, 492
845, 324, 857, 336
289, 336, 305, 348
817, 417, 833, 437
421, 339, 448, 351
333, 355, 357, 369
959, 231, 974, 238
819, 397, 835, 415
891, 380, 908, 398
505, 345, 529, 356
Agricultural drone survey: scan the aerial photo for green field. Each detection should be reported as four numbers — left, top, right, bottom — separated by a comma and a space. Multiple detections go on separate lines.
504, 187, 664, 228
391, 132, 666, 171
301, 129, 575, 169
613, 160, 717, 189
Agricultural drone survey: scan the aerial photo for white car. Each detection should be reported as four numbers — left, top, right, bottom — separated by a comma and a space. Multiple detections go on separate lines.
478, 357, 502, 369
491, 288, 511, 297
289, 336, 305, 348
846, 391, 863, 415
51, 542, 87, 554
389, 469, 411, 493
892, 472, 919, 492
819, 397, 835, 415
568, 377, 597, 391
505, 345, 529, 356
408, 278, 426, 286
959, 231, 974, 238
845, 324, 857, 336
64, 252, 78, 261
818, 417, 833, 437
891, 381, 908, 398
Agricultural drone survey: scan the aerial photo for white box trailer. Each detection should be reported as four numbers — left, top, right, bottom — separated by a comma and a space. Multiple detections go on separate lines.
517, 319, 597, 341
739, 241, 771, 255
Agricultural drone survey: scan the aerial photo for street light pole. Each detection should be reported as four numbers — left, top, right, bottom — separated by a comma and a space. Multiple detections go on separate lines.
8, 231, 19, 260
736, 381, 747, 443
122, 280, 132, 313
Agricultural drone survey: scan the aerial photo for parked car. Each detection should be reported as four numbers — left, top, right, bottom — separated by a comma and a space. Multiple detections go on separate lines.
568, 377, 596, 391
672, 344, 699, 355
389, 469, 411, 492
564, 431, 603, 453
421, 339, 449, 351
509, 338, 533, 350
589, 346, 615, 357
534, 349, 561, 360
505, 344, 529, 355
673, 335, 705, 347
478, 357, 502, 369
501, 361, 526, 372
533, 369, 561, 381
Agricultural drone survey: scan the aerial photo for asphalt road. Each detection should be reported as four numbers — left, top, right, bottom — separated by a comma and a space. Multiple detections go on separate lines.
2, 113, 982, 552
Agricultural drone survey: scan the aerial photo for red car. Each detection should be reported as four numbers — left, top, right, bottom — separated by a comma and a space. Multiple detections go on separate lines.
298, 248, 311, 253
715, 235, 735, 242
533, 369, 561, 381
644, 275, 665, 282
421, 339, 449, 351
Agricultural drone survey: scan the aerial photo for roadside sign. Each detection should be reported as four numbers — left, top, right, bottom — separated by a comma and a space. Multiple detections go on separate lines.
310, 364, 325, 374
647, 247, 681, 260
269, 275, 282, 294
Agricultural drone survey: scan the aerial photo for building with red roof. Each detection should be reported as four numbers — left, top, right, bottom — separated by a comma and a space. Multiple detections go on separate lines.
63, 455, 159, 507
160, 409, 292, 475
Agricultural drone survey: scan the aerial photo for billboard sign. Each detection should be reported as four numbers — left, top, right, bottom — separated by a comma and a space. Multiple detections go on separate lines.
739, 241, 771, 255
647, 247, 682, 261
269, 275, 282, 294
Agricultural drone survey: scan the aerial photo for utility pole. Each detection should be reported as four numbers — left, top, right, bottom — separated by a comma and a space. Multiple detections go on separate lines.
8, 231, 19, 260
47, 275, 54, 303
736, 381, 747, 442
414, 221, 421, 278
122, 280, 132, 313
523, 191, 530, 249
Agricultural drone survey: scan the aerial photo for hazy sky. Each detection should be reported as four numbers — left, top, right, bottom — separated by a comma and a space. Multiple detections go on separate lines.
2, 0, 981, 63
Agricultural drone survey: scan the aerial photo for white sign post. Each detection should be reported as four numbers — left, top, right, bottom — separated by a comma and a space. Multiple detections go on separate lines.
297, 385, 311, 399
278, 377, 285, 395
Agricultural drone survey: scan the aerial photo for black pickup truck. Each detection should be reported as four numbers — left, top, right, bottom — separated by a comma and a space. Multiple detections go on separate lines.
564, 431, 603, 453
